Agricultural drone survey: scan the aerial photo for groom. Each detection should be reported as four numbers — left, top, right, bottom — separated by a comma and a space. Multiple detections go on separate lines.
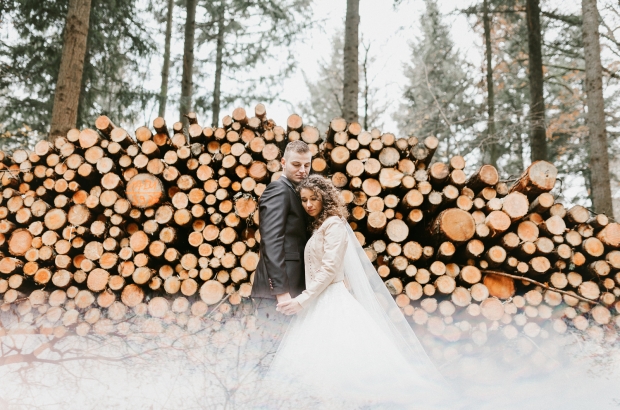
250, 141, 311, 364
252, 140, 312, 305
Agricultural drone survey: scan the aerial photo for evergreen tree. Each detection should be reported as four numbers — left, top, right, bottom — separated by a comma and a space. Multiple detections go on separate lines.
180, 0, 198, 125
299, 33, 345, 133
50, 0, 92, 140
464, 0, 620, 209
396, 0, 479, 164
298, 32, 386, 133
0, 0, 156, 139
195, 0, 312, 126
343, 0, 360, 122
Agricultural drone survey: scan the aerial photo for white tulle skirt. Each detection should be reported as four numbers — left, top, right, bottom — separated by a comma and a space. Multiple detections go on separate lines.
253, 281, 454, 409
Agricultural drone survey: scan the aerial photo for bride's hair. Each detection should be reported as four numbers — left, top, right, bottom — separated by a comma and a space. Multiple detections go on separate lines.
297, 175, 349, 231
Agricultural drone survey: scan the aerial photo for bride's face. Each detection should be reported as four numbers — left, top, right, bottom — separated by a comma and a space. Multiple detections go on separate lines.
300, 188, 323, 218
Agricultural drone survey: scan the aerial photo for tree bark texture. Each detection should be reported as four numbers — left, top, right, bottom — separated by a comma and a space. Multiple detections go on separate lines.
212, 11, 225, 127
581, 0, 614, 216
158, 0, 174, 118
49, 0, 92, 141
526, 0, 548, 162
362, 44, 370, 131
483, 0, 498, 167
343, 0, 360, 123
180, 0, 197, 125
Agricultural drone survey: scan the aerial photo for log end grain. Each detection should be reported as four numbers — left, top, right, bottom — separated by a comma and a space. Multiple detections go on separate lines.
431, 209, 475, 244
483, 273, 515, 299
126, 174, 165, 209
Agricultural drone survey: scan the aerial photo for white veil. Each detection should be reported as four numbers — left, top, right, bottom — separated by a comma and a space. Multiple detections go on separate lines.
342, 223, 446, 385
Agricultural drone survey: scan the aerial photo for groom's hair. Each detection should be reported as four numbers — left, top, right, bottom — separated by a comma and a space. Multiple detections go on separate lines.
283, 140, 310, 159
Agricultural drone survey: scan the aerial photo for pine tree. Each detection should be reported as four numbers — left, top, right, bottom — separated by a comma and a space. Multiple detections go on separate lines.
49, 0, 92, 140
298, 33, 345, 133
463, 0, 620, 210
526, 0, 548, 162
180, 0, 198, 125
158, 0, 174, 118
343, 0, 360, 122
396, 0, 479, 164
0, 0, 155, 137
196, 0, 312, 126
581, 0, 614, 215
298, 32, 385, 133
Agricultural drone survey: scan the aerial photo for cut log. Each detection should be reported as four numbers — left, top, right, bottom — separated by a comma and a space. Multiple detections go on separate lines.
200, 280, 225, 305
596, 223, 620, 248
126, 174, 165, 209
483, 273, 515, 299
480, 297, 504, 321
8, 229, 33, 256
121, 284, 144, 307
484, 211, 511, 236
540, 215, 566, 236
385, 219, 409, 243
501, 192, 529, 221
466, 165, 499, 192
509, 161, 558, 197
430, 209, 475, 244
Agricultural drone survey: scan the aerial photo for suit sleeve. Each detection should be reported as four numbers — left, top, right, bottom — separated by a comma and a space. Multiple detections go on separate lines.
258, 181, 291, 295
295, 219, 348, 308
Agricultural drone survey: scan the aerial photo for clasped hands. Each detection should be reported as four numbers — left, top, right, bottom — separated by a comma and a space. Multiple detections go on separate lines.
276, 292, 302, 315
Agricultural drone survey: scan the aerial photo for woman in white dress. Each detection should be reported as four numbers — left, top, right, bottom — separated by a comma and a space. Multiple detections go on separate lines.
257, 175, 457, 409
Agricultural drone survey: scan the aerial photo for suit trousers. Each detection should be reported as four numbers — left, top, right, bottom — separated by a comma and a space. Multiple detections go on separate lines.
250, 297, 291, 372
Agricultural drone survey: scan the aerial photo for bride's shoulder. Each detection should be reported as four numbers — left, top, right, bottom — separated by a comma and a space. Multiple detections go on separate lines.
318, 215, 346, 232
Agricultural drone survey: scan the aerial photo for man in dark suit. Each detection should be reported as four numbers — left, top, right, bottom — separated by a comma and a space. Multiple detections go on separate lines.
250, 140, 311, 366
252, 140, 312, 301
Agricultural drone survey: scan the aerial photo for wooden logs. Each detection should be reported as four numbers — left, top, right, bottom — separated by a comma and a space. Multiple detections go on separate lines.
0, 108, 615, 346
126, 174, 165, 208
466, 165, 499, 192
483, 274, 515, 299
597, 223, 620, 248
509, 161, 558, 197
200, 280, 225, 305
430, 209, 475, 244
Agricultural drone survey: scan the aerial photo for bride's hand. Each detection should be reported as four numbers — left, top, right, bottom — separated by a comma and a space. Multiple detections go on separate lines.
276, 299, 302, 315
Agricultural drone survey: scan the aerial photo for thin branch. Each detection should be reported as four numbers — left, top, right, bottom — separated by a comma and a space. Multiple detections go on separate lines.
479, 269, 599, 304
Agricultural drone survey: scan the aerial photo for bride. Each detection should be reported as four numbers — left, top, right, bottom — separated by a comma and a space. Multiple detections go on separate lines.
256, 175, 457, 409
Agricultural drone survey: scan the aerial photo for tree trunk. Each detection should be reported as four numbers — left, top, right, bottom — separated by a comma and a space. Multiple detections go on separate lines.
483, 0, 498, 167
343, 0, 359, 123
212, 11, 225, 127
581, 0, 614, 216
362, 42, 370, 130
49, 0, 92, 140
526, 0, 548, 162
180, 0, 197, 125
158, 0, 174, 118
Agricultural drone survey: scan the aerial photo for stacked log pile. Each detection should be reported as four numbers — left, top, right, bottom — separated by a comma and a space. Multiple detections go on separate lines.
317, 118, 620, 345
0, 106, 618, 345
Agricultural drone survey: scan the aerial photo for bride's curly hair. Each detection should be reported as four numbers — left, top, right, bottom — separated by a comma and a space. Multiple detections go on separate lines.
297, 175, 349, 231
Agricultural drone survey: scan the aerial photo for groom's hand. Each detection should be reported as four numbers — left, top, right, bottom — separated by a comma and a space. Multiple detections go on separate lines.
276, 292, 291, 303
277, 299, 302, 315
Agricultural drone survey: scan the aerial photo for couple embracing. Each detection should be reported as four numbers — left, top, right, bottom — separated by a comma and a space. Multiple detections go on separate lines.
251, 141, 455, 408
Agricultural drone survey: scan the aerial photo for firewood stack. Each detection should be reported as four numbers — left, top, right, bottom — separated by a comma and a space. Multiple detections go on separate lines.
0, 106, 618, 343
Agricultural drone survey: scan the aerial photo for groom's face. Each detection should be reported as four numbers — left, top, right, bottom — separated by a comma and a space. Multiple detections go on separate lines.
281, 151, 312, 184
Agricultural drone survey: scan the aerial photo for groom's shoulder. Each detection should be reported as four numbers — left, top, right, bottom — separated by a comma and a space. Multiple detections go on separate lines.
261, 178, 287, 197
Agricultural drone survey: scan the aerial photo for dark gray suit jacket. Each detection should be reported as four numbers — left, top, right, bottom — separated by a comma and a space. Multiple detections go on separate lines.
251, 176, 308, 299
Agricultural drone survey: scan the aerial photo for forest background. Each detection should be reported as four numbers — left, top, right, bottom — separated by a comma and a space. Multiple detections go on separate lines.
0, 0, 618, 219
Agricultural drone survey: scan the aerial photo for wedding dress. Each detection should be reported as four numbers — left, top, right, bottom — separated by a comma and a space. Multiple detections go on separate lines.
255, 216, 457, 409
